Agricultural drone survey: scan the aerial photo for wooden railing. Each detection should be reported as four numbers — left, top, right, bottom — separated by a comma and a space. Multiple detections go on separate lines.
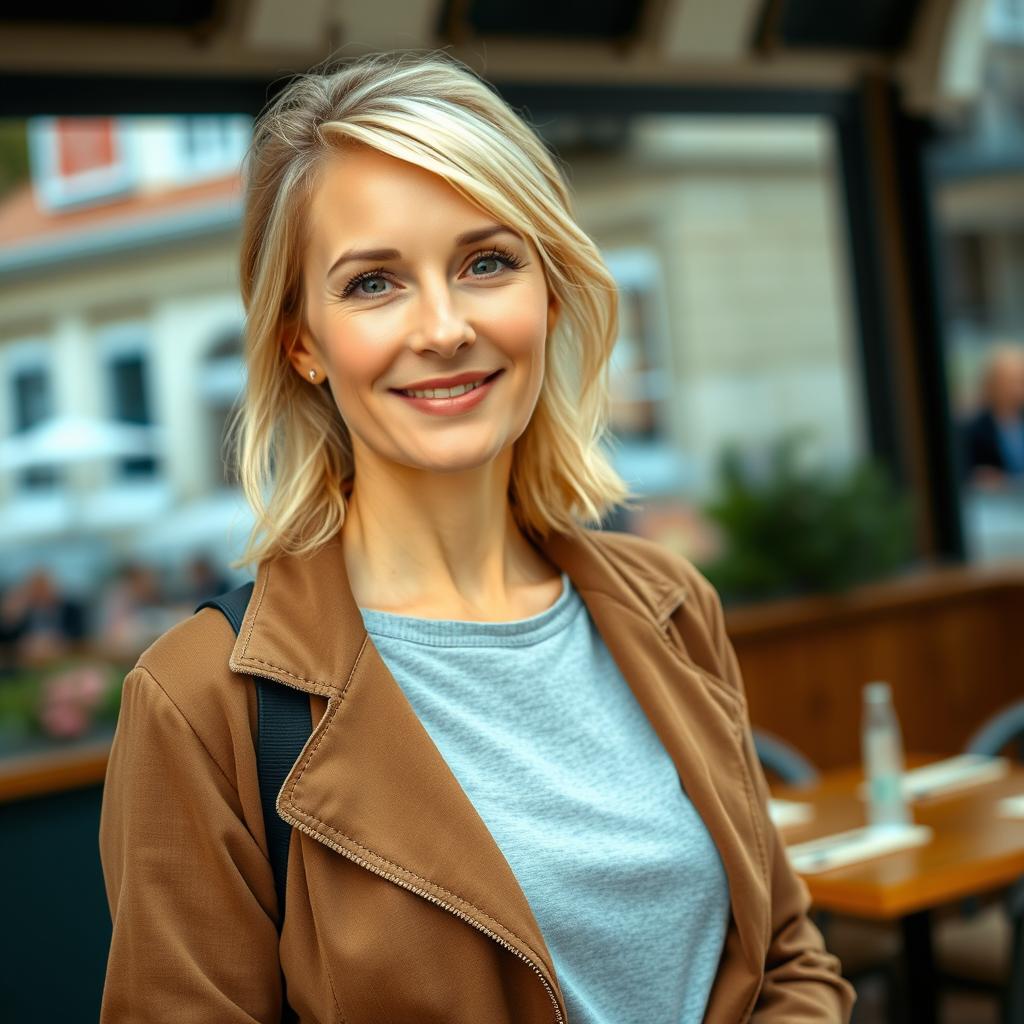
3, 562, 1023, 799
728, 561, 1024, 771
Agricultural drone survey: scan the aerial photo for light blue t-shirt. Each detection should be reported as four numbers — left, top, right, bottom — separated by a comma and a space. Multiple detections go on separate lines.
359, 571, 730, 1023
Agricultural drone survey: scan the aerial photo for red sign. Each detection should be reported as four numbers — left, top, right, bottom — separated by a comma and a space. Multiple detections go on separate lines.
53, 117, 119, 179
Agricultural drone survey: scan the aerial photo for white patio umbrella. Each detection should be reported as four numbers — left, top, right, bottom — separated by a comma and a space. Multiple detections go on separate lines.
0, 415, 164, 473
129, 489, 255, 567
0, 416, 168, 578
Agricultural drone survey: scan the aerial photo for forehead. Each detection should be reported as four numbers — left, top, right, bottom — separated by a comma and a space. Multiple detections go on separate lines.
307, 146, 488, 247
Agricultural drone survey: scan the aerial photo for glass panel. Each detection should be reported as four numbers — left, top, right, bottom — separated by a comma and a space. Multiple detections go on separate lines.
929, 12, 1024, 561
545, 113, 868, 585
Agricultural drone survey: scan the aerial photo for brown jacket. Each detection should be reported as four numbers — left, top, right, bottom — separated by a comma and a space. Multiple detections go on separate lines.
99, 526, 855, 1023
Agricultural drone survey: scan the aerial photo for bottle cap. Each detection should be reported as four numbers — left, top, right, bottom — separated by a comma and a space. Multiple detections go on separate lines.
864, 681, 892, 703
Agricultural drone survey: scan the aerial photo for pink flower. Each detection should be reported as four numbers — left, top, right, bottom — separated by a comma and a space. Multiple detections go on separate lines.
39, 701, 91, 739
38, 664, 111, 739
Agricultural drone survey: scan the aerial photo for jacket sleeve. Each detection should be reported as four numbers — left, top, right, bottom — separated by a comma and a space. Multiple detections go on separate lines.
699, 579, 857, 1023
98, 664, 283, 1022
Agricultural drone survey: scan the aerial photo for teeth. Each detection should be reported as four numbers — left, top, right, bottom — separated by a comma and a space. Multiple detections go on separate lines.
401, 378, 487, 399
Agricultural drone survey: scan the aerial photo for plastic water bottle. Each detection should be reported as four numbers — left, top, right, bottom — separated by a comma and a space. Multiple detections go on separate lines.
861, 681, 910, 828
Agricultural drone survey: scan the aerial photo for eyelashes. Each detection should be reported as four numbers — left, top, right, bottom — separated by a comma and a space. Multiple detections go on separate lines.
337, 246, 526, 300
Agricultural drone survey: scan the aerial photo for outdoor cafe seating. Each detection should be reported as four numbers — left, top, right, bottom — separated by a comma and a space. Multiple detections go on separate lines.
759, 700, 1024, 1024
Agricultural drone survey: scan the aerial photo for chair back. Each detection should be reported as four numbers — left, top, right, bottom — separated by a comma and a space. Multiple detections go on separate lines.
965, 700, 1024, 761
752, 728, 819, 786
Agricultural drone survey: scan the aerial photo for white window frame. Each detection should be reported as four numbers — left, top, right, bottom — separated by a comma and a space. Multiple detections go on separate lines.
28, 117, 137, 211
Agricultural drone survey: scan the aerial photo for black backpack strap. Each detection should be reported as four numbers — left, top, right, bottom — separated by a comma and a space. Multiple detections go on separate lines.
196, 581, 254, 637
196, 582, 312, 1023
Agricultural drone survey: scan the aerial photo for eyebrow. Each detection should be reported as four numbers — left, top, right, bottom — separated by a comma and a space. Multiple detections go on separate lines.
325, 224, 523, 279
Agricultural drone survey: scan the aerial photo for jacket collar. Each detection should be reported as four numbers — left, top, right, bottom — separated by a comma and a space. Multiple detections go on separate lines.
228, 526, 696, 1019
229, 526, 689, 701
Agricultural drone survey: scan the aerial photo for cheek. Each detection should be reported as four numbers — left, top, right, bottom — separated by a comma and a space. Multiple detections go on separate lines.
489, 302, 548, 364
316, 320, 392, 401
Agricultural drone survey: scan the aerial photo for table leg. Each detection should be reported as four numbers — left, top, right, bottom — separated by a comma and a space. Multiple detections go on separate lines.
900, 910, 938, 1024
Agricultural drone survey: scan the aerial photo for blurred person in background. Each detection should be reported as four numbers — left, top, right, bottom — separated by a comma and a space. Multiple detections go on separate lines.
962, 342, 1024, 488
98, 50, 854, 1024
95, 562, 166, 663
0, 583, 26, 676
184, 553, 229, 605
0, 567, 87, 667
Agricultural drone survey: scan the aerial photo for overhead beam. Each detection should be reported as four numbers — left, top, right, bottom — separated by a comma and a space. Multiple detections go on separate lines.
656, 0, 764, 61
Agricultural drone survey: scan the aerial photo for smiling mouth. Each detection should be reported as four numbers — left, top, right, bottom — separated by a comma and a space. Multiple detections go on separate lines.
389, 369, 503, 399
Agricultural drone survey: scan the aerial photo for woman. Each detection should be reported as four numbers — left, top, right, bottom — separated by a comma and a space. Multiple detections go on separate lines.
99, 50, 854, 1023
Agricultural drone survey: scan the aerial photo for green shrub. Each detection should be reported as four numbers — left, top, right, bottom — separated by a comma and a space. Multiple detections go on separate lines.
699, 429, 915, 603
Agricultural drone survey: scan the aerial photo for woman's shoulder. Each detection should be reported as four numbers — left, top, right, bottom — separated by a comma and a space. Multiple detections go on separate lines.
124, 605, 257, 774
584, 527, 719, 608
585, 527, 731, 681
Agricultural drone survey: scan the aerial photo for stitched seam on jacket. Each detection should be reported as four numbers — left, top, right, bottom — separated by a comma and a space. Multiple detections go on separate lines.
583, 530, 690, 620
280, 633, 368, 812
236, 560, 338, 694
283, 636, 552, 971
734, 718, 770, 895
582, 593, 745, 715
240, 556, 270, 658
237, 656, 337, 694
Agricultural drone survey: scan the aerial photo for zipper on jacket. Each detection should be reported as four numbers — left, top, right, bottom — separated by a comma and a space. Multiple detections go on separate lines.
244, 671, 565, 1024
280, 807, 565, 1024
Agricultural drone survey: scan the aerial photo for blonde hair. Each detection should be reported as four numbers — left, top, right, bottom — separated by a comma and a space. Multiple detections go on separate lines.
228, 49, 635, 571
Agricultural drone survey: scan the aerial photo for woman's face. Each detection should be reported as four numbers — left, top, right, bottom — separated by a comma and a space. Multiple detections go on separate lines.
293, 144, 559, 479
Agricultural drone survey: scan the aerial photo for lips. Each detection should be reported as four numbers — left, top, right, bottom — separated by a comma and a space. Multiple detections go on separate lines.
390, 368, 503, 416
389, 369, 502, 394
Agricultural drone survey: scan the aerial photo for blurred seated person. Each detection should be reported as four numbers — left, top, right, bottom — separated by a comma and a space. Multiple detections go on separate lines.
0, 584, 25, 676
96, 562, 167, 662
963, 343, 1024, 489
185, 553, 230, 606
0, 568, 88, 667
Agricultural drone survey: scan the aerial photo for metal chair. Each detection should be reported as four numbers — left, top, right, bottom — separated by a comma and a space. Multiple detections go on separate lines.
932, 701, 1024, 1024
966, 700, 1024, 762
752, 728, 819, 787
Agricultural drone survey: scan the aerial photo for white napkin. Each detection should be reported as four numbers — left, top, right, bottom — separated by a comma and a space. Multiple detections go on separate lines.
768, 798, 814, 828
786, 823, 933, 874
997, 794, 1024, 818
856, 754, 1010, 801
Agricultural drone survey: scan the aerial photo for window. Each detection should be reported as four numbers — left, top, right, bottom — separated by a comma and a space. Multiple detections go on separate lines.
604, 247, 672, 441
101, 326, 157, 479
201, 328, 245, 488
6, 343, 56, 490
177, 116, 250, 181
989, 0, 1024, 43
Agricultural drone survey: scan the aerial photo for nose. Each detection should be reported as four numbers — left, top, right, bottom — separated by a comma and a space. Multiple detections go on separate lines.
408, 281, 476, 357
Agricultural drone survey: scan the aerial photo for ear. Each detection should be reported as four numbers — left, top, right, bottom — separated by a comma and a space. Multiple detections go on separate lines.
284, 323, 322, 380
547, 291, 561, 336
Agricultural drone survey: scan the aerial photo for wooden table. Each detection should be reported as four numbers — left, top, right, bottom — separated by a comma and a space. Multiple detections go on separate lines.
771, 755, 1024, 1024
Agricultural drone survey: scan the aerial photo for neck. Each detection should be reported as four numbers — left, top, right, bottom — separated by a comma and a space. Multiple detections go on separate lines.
340, 448, 555, 617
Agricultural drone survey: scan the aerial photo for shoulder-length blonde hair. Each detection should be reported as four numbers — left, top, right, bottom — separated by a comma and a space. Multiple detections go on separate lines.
228, 48, 634, 571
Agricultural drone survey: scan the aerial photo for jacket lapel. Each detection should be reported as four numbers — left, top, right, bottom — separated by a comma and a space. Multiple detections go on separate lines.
228, 530, 566, 1002
228, 526, 766, 1016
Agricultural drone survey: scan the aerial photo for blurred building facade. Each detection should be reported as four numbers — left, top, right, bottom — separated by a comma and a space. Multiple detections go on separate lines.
0, 110, 865, 587
0, 116, 251, 589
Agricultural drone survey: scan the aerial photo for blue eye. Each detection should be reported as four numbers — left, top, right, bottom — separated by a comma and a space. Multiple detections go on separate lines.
351, 275, 389, 297
338, 246, 525, 300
